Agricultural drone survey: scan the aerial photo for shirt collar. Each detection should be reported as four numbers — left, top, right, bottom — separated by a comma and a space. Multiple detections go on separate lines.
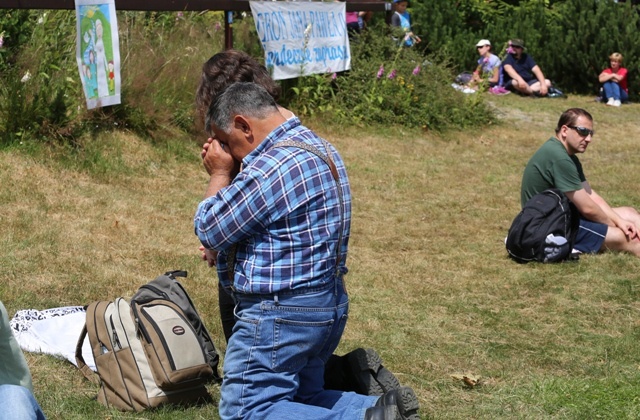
242, 116, 302, 167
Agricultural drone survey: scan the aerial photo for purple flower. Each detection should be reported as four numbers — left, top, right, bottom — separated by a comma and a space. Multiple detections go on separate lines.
376, 65, 384, 79
387, 69, 397, 80
214, 22, 222, 31
331, 72, 337, 80
412, 65, 420, 76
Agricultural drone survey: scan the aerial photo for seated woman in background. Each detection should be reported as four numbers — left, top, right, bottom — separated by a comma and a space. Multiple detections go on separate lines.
599, 52, 628, 107
471, 40, 500, 86
469, 39, 508, 94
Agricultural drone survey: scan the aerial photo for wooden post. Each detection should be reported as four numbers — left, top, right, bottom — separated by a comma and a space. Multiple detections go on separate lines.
225, 10, 233, 50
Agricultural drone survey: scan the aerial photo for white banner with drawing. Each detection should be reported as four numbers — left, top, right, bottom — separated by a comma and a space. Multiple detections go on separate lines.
75, 0, 121, 109
249, 1, 350, 80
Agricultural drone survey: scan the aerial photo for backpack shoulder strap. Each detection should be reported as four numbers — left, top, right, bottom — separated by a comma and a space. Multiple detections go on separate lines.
75, 324, 100, 385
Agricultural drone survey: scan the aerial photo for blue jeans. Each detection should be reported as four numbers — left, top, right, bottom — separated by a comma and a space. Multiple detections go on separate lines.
220, 278, 378, 419
602, 81, 628, 102
0, 385, 46, 420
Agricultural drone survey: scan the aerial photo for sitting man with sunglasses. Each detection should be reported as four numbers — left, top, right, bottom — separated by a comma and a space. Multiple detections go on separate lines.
502, 38, 552, 96
520, 108, 640, 257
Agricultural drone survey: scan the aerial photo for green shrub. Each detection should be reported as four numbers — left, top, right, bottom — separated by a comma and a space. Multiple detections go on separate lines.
335, 23, 492, 131
543, 0, 640, 96
410, 0, 640, 97
284, 22, 495, 131
0, 10, 233, 145
1, 9, 496, 144
0, 11, 83, 144
0, 10, 34, 72
105, 11, 228, 138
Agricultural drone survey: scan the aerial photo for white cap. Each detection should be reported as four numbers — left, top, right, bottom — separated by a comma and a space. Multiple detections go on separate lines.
475, 39, 491, 47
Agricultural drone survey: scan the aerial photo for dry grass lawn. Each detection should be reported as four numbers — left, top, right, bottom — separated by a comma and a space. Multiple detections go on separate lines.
2, 94, 640, 419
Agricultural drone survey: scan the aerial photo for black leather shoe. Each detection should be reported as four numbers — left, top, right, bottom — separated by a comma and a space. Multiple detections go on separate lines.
324, 348, 401, 396
364, 405, 399, 420
347, 348, 401, 396
374, 387, 420, 420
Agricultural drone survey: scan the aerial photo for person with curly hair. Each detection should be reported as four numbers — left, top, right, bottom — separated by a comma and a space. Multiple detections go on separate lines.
194, 50, 406, 402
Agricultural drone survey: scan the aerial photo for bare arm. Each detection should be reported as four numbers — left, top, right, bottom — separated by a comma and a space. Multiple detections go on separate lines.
488, 66, 500, 84
566, 188, 612, 225
567, 182, 638, 238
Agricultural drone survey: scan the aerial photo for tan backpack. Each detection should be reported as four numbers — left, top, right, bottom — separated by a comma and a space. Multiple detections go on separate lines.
76, 282, 215, 411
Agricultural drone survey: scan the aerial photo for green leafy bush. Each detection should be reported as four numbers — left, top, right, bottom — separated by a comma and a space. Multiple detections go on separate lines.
0, 10, 34, 72
285, 22, 495, 131
410, 0, 640, 97
0, 11, 82, 144
257, 13, 495, 130
0, 10, 231, 145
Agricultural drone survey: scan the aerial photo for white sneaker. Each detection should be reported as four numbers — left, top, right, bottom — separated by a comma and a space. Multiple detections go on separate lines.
613, 99, 621, 107
606, 98, 615, 106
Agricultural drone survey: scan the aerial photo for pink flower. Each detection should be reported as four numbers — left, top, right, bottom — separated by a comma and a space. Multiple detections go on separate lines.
0, 36, 3, 48
331, 72, 337, 80
214, 22, 222, 31
412, 65, 420, 76
483, 57, 489, 64
387, 69, 397, 80
376, 65, 384, 79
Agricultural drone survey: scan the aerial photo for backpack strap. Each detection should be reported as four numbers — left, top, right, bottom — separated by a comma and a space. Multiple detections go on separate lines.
75, 325, 100, 385
165, 270, 187, 279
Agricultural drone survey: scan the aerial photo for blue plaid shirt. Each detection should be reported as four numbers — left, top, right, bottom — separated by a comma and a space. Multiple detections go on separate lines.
194, 117, 351, 294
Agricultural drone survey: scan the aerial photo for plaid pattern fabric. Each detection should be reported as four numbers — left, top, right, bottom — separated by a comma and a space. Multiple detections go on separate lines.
194, 117, 351, 294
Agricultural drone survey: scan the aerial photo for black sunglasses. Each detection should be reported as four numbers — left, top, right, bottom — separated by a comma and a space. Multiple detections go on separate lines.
567, 125, 595, 137
476, 45, 487, 49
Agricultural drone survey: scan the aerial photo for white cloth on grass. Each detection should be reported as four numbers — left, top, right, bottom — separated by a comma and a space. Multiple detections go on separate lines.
10, 306, 96, 371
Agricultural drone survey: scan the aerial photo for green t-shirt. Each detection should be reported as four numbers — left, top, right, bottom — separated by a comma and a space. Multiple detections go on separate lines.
0, 301, 33, 391
521, 137, 586, 206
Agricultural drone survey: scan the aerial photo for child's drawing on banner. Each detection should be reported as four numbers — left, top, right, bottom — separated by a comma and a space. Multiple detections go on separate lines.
75, 0, 121, 109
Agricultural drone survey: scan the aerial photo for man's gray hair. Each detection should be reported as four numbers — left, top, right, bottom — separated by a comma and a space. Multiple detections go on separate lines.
205, 82, 280, 134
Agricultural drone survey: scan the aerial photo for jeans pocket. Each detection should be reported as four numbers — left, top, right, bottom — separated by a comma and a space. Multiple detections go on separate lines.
324, 311, 348, 362
272, 317, 334, 372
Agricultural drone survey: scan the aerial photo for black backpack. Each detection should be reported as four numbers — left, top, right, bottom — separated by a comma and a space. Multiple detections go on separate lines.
506, 189, 580, 263
132, 270, 221, 382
